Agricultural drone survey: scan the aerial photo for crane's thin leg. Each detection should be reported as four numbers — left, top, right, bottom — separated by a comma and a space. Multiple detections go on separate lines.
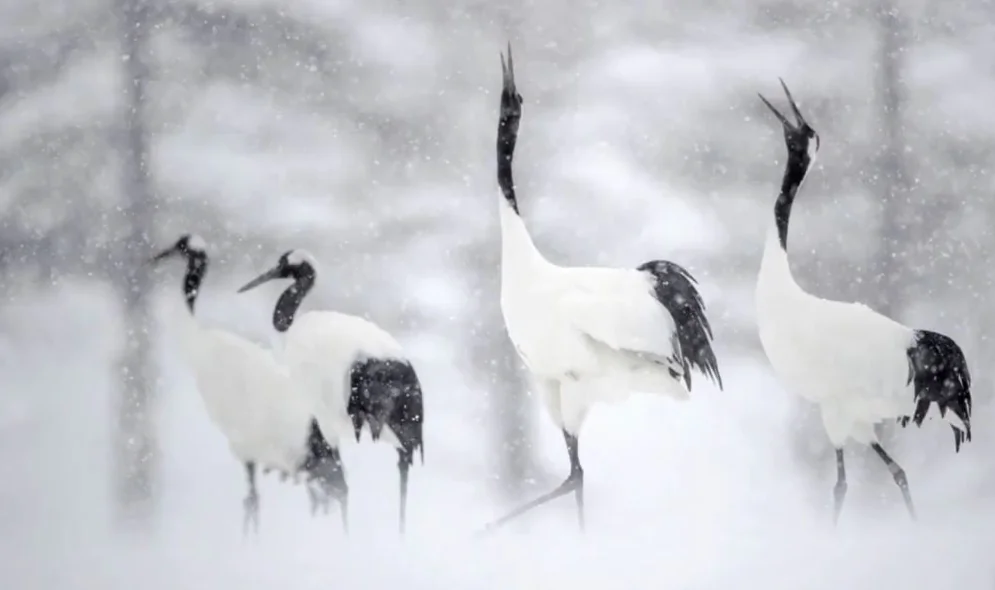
397, 448, 412, 535
479, 429, 584, 534
870, 442, 916, 520
305, 443, 350, 534
307, 484, 332, 516
339, 492, 349, 534
832, 448, 847, 526
327, 447, 349, 534
565, 431, 585, 531
243, 461, 259, 536
307, 485, 320, 516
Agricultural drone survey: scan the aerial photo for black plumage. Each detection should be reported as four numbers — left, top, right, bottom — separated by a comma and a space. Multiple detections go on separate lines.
638, 260, 723, 391
901, 329, 972, 452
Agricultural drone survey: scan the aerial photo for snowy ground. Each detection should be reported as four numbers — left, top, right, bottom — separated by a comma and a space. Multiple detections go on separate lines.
1, 286, 992, 590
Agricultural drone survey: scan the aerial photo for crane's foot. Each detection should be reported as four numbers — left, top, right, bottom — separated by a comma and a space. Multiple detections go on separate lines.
307, 484, 334, 516
243, 490, 260, 537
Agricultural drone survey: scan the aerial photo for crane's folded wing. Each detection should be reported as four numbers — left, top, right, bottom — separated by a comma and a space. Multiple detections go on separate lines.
558, 271, 678, 362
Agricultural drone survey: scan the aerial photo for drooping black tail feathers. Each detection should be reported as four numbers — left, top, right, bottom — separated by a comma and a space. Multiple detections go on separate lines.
638, 260, 723, 391
392, 361, 425, 467
904, 329, 972, 452
301, 418, 348, 498
349, 358, 425, 465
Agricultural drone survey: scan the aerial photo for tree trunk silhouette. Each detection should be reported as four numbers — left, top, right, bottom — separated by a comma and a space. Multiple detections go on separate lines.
873, 1, 910, 320
865, 0, 911, 500
788, 0, 913, 511
112, 0, 158, 529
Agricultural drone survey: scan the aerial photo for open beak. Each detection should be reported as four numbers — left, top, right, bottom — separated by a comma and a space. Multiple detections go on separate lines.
758, 78, 806, 130
238, 266, 281, 293
501, 42, 516, 97
148, 245, 178, 265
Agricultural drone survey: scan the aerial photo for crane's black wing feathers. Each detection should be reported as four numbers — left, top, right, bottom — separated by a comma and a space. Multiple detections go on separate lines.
899, 329, 972, 452
638, 260, 722, 392
349, 358, 425, 465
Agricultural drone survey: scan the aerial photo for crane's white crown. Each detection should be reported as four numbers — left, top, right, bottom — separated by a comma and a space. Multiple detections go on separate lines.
186, 234, 207, 253
286, 249, 318, 270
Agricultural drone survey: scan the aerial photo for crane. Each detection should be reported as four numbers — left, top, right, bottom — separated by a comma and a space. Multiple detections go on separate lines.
150, 234, 348, 534
481, 45, 723, 533
754, 81, 972, 523
238, 249, 425, 534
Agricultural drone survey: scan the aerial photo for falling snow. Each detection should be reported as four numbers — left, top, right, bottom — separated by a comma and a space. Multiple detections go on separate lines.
1, 0, 994, 588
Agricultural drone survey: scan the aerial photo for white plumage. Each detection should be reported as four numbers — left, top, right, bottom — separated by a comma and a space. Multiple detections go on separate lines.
281, 311, 408, 444
482, 45, 722, 533
758, 256, 924, 445
183, 321, 314, 473
499, 197, 693, 431
151, 234, 345, 535
754, 81, 972, 523
238, 249, 425, 534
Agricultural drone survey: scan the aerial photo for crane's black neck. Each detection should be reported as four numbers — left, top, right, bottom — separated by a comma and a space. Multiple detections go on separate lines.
497, 109, 521, 215
183, 253, 208, 313
274, 266, 315, 332
774, 152, 811, 250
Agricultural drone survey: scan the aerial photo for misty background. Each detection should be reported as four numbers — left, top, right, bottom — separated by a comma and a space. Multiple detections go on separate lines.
0, 0, 993, 588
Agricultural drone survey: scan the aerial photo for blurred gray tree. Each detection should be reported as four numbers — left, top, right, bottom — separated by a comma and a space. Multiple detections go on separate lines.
0, 0, 360, 527
0, 0, 555, 521
112, 0, 158, 527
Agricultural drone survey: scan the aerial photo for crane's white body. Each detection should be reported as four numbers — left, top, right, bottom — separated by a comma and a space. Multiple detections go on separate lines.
497, 192, 688, 433
275, 310, 408, 449
172, 300, 314, 474
756, 225, 966, 446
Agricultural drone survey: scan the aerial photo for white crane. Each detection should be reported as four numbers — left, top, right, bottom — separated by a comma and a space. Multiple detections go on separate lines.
754, 81, 973, 523
150, 234, 349, 535
237, 249, 425, 534
481, 46, 723, 533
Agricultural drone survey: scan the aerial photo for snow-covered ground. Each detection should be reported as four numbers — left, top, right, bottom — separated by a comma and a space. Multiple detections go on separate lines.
0, 285, 991, 590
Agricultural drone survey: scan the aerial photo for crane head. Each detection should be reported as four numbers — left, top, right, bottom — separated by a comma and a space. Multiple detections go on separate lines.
499, 42, 523, 128
149, 233, 207, 265
238, 249, 318, 293
758, 79, 819, 172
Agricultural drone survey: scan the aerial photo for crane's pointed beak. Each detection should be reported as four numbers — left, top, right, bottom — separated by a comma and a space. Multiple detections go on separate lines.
758, 92, 790, 128
148, 245, 178, 265
238, 266, 281, 293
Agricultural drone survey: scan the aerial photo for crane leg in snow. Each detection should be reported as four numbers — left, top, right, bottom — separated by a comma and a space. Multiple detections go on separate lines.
243, 461, 260, 536
305, 479, 347, 533
870, 442, 916, 520
479, 430, 585, 534
302, 440, 350, 533
397, 448, 413, 535
832, 448, 847, 525
339, 493, 349, 534
566, 431, 585, 531
307, 485, 325, 516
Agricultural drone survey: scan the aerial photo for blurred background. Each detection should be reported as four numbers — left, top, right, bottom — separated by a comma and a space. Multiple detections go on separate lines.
1, 0, 993, 588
